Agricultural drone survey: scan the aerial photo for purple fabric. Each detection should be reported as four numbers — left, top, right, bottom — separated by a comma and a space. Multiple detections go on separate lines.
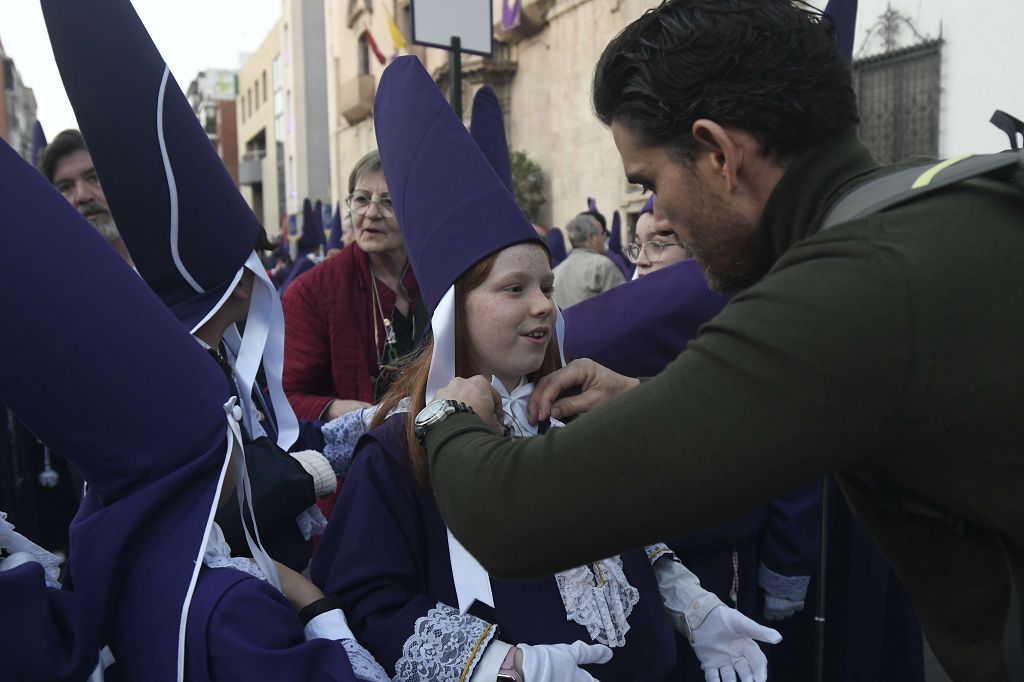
299, 198, 323, 254
374, 57, 541, 314
0, 135, 230, 679
326, 202, 344, 251
185, 566, 358, 682
825, 0, 858, 62
547, 227, 568, 267
563, 259, 732, 377
587, 197, 597, 213
501, 0, 521, 31
311, 416, 681, 680
31, 121, 47, 168
470, 86, 512, 191
0, 561, 100, 681
640, 195, 654, 215
278, 254, 316, 296
43, 0, 258, 333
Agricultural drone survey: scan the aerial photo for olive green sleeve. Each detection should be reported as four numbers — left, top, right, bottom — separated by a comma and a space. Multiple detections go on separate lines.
426, 237, 913, 578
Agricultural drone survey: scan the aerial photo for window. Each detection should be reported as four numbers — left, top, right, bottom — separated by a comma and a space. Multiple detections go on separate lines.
852, 40, 942, 164
254, 80, 260, 111
263, 71, 268, 103
241, 93, 246, 123
248, 88, 253, 119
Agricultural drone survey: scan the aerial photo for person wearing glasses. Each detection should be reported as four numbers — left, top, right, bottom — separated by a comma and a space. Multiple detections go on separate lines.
283, 150, 425, 425
625, 196, 691, 278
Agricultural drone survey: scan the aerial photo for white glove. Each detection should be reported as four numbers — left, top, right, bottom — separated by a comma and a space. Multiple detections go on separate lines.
691, 605, 782, 682
763, 594, 804, 621
518, 641, 613, 682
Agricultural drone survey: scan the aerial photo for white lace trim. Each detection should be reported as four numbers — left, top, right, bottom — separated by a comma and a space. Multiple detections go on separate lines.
0, 512, 62, 588
295, 505, 328, 541
203, 523, 266, 581
555, 557, 640, 648
394, 603, 496, 682
342, 639, 391, 682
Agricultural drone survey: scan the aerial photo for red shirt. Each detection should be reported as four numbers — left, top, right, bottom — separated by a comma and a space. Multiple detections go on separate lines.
282, 243, 420, 420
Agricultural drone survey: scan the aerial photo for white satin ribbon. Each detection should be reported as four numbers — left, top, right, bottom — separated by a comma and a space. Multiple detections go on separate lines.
425, 285, 457, 405
492, 376, 538, 437
222, 251, 299, 451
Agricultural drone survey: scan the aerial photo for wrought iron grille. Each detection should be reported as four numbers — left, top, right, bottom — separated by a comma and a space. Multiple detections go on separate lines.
852, 39, 943, 164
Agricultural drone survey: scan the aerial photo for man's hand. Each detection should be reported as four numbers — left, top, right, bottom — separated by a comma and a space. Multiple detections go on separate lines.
434, 376, 505, 435
528, 359, 639, 424
325, 398, 372, 421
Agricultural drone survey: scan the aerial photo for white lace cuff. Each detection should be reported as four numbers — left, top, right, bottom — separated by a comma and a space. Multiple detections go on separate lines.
394, 603, 497, 682
0, 512, 62, 588
758, 562, 810, 602
295, 505, 329, 541
321, 408, 372, 476
341, 639, 392, 682
555, 557, 639, 648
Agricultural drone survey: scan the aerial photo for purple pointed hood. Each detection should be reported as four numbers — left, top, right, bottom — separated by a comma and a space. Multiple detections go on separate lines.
326, 202, 344, 251
547, 227, 568, 266
31, 121, 47, 168
43, 0, 300, 453
608, 210, 624, 254
469, 86, 513, 191
0, 135, 234, 681
824, 0, 858, 62
375, 56, 541, 315
298, 198, 323, 254
44, 0, 258, 333
640, 195, 654, 215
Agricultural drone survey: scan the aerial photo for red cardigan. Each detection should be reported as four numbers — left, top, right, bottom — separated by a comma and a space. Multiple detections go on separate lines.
282, 243, 420, 420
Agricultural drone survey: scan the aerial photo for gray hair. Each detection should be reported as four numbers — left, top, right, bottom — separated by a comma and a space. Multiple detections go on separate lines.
565, 213, 603, 248
348, 149, 383, 193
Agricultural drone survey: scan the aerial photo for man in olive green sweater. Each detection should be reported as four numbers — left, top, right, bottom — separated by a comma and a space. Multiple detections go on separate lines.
414, 1, 1024, 679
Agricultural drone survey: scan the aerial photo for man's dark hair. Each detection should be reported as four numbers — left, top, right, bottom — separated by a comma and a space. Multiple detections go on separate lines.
38, 129, 88, 183
593, 0, 858, 162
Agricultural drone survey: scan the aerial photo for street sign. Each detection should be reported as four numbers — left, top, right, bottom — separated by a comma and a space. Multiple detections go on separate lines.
410, 0, 494, 57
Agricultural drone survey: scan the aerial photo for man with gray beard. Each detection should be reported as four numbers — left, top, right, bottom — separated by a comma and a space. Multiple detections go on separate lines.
39, 129, 133, 265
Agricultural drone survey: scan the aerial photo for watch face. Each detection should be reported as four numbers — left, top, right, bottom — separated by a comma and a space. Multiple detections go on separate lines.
416, 400, 448, 427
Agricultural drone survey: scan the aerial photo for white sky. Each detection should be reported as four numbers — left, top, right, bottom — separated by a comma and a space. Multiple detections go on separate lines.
0, 1, 281, 136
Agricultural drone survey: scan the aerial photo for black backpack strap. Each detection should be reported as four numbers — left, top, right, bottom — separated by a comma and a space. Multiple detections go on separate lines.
822, 150, 1024, 230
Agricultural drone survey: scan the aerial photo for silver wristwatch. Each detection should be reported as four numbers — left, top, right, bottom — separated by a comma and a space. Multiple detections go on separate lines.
413, 399, 474, 444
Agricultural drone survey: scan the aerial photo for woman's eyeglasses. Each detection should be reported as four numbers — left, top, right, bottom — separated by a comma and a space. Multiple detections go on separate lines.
346, 192, 394, 216
624, 240, 685, 264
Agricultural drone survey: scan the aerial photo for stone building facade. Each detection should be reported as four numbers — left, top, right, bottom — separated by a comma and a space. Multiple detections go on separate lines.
0, 37, 38, 163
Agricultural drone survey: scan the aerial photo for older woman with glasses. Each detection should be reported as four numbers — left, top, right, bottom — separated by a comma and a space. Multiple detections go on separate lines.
282, 150, 425, 425
625, 196, 691, 277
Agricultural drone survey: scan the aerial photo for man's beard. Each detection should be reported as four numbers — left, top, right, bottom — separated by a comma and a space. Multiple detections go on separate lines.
680, 190, 760, 293
86, 213, 122, 245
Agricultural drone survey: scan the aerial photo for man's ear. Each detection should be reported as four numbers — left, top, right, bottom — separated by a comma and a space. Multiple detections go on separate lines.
691, 119, 744, 193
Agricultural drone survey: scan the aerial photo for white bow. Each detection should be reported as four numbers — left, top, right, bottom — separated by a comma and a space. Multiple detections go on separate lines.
492, 376, 538, 437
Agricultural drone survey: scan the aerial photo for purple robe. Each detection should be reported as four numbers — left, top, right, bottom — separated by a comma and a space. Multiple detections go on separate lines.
185, 566, 358, 682
0, 561, 100, 681
311, 416, 684, 681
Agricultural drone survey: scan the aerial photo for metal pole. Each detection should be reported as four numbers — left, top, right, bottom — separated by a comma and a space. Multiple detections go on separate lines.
449, 35, 462, 119
814, 476, 831, 682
